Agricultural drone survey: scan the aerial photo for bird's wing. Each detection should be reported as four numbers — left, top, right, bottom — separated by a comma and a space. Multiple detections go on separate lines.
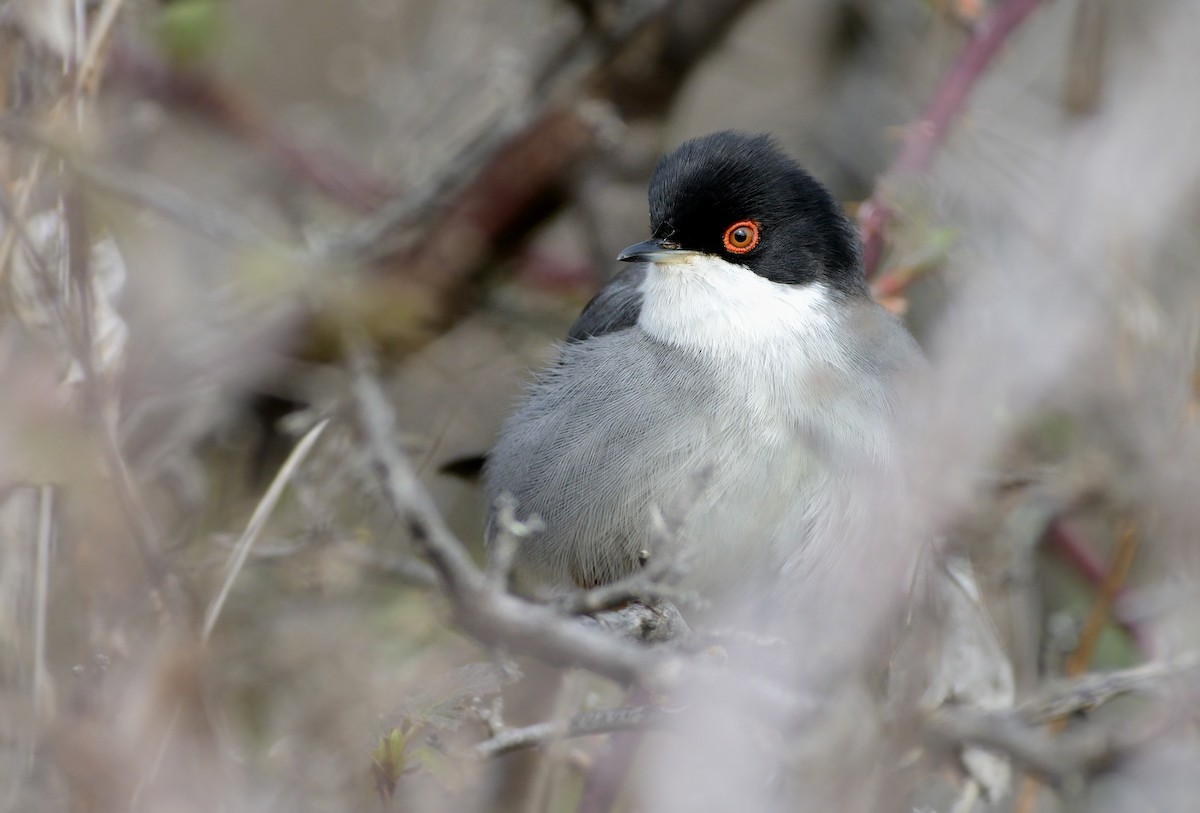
442, 266, 646, 481
566, 265, 646, 341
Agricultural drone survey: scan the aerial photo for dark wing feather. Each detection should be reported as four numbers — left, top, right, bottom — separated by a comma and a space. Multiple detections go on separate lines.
566, 266, 645, 342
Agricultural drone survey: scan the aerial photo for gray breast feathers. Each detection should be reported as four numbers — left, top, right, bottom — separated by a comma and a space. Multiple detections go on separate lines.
483, 299, 922, 593
484, 331, 709, 587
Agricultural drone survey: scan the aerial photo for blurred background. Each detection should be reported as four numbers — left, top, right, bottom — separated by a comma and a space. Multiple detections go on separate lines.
2, 0, 1200, 811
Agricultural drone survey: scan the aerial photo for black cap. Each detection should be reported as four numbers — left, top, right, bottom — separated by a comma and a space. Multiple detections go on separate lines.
629, 131, 867, 296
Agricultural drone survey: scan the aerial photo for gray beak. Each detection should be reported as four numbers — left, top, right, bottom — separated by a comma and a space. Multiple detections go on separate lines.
617, 238, 687, 263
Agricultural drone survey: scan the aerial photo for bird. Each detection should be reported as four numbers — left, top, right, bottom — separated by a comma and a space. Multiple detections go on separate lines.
482, 131, 924, 604
481, 132, 1015, 804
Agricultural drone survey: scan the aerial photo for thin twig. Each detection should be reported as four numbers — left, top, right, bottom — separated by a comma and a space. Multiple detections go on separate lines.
471, 705, 660, 759
75, 0, 127, 97
202, 419, 330, 641
929, 705, 1147, 784
1064, 523, 1141, 677
859, 0, 1046, 280
129, 705, 182, 811
133, 419, 329, 807
321, 103, 545, 261
1019, 656, 1198, 725
486, 493, 544, 589
347, 340, 487, 599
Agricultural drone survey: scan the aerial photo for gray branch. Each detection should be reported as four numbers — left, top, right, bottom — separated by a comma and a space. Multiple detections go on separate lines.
1018, 656, 1198, 724
471, 705, 661, 759
929, 705, 1160, 784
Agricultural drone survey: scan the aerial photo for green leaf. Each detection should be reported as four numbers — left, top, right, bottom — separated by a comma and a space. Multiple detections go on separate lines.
156, 0, 224, 66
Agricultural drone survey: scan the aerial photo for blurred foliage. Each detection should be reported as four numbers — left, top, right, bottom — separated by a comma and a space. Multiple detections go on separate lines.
2, 0, 1199, 811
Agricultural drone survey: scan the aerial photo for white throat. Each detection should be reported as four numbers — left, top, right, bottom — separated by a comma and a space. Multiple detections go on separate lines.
636, 254, 841, 360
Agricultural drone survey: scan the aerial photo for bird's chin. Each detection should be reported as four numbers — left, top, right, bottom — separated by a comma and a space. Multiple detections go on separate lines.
646, 251, 704, 270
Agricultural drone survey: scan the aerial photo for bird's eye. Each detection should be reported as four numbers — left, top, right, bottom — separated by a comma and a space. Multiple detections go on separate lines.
722, 220, 760, 254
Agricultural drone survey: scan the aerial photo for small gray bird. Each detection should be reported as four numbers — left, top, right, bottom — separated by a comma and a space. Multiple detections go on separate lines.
484, 131, 923, 601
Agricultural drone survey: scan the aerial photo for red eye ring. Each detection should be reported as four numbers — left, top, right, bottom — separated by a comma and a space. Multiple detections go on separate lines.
722, 220, 760, 254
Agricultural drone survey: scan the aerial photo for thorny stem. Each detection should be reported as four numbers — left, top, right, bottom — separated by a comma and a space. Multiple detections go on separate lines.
859, 0, 1046, 280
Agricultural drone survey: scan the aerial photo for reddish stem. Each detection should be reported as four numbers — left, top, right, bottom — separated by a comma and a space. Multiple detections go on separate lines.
106, 43, 394, 214
1045, 519, 1152, 656
859, 0, 1045, 278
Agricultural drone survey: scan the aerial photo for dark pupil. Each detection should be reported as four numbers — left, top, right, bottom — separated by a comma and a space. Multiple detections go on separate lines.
733, 228, 748, 244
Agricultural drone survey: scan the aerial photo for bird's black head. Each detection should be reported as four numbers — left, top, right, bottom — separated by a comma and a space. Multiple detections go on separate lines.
621, 131, 866, 297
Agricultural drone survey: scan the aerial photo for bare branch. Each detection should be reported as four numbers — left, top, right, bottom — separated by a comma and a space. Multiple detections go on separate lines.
486, 492, 544, 589
584, 600, 692, 645
471, 705, 661, 759
321, 0, 673, 264
1019, 656, 1199, 724
928, 705, 1155, 783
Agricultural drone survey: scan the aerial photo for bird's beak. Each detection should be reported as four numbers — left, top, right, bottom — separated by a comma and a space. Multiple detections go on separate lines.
617, 238, 693, 264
